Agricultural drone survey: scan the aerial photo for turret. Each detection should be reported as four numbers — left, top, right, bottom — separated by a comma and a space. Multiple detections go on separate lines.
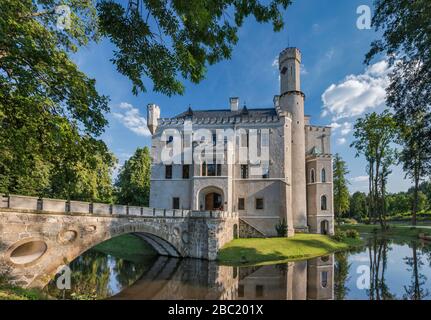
147, 103, 160, 135
278, 47, 308, 231
279, 47, 301, 94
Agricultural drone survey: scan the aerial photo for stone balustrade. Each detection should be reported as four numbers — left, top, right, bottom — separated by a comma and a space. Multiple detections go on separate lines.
0, 194, 238, 219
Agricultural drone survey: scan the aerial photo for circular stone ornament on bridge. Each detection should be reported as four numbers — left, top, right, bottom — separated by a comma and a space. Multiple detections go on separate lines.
57, 229, 78, 244
84, 225, 97, 233
181, 231, 189, 244
8, 240, 48, 266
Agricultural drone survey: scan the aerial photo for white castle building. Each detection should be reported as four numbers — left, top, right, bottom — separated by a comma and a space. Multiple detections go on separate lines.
147, 48, 334, 237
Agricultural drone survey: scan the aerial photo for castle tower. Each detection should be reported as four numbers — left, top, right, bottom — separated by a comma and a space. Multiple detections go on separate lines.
147, 103, 160, 135
278, 48, 308, 231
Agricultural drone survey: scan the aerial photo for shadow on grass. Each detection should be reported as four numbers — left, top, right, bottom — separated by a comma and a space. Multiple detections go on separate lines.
218, 246, 288, 265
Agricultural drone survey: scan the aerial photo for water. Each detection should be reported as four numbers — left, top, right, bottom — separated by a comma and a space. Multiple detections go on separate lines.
45, 237, 431, 300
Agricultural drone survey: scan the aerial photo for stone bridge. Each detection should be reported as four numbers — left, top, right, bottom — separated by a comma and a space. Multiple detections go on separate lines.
0, 195, 238, 288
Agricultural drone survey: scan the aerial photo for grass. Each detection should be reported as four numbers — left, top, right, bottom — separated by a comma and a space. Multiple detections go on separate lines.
93, 234, 157, 262
0, 284, 47, 300
217, 234, 363, 266
339, 223, 431, 240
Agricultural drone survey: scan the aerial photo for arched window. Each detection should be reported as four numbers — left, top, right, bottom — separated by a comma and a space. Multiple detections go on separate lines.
310, 169, 315, 183
321, 168, 326, 182
321, 271, 328, 288
321, 195, 327, 211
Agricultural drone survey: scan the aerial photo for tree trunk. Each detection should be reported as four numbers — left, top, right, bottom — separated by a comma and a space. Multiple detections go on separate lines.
412, 173, 419, 227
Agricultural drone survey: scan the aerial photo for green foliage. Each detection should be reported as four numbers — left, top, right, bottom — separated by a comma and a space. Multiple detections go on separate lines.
0, 1, 115, 201
349, 191, 367, 222
97, 0, 292, 95
333, 154, 350, 223
342, 218, 358, 225
275, 218, 287, 237
345, 229, 360, 239
351, 111, 397, 228
366, 0, 431, 226
331, 230, 346, 242
115, 147, 151, 206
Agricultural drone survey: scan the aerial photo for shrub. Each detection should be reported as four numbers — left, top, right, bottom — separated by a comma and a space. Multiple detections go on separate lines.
331, 230, 346, 242
275, 218, 287, 237
343, 218, 358, 225
345, 229, 360, 239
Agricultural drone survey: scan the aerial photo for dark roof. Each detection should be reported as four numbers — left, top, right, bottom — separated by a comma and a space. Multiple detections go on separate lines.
174, 107, 277, 119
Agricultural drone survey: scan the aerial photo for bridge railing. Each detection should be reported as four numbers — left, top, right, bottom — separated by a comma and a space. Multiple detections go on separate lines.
0, 194, 237, 218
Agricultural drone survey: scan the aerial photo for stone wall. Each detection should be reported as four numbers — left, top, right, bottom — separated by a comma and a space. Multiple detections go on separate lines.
238, 218, 265, 238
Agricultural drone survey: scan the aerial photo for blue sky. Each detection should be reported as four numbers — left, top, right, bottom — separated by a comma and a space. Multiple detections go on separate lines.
72, 0, 412, 193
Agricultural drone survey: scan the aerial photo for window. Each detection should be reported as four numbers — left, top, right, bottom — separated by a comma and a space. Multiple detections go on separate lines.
241, 165, 249, 179
167, 135, 173, 145
165, 165, 172, 179
262, 164, 269, 179
202, 162, 221, 176
238, 198, 245, 210
212, 133, 217, 146
321, 271, 328, 288
255, 285, 264, 298
321, 168, 326, 182
182, 165, 190, 179
321, 195, 327, 211
310, 169, 315, 183
207, 164, 216, 176
256, 198, 264, 210
172, 197, 180, 209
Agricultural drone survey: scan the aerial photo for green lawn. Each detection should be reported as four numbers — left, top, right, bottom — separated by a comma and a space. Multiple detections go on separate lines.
0, 285, 47, 300
339, 223, 431, 240
93, 234, 156, 262
217, 234, 363, 266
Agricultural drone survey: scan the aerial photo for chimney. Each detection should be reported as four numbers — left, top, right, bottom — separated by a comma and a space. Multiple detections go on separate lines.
147, 103, 160, 135
230, 97, 239, 111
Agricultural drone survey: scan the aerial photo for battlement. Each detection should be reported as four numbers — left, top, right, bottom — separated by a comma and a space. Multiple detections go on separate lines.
279, 47, 302, 64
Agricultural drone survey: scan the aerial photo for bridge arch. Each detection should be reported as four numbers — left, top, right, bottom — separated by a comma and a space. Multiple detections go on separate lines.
1, 214, 189, 288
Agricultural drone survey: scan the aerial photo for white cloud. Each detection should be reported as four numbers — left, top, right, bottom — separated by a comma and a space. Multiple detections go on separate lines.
351, 175, 369, 182
113, 102, 151, 137
340, 122, 352, 136
331, 121, 352, 136
272, 57, 279, 69
325, 48, 335, 60
336, 137, 347, 145
321, 60, 392, 120
300, 64, 308, 75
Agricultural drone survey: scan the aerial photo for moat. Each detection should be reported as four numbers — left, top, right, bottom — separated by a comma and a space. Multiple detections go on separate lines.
45, 236, 431, 300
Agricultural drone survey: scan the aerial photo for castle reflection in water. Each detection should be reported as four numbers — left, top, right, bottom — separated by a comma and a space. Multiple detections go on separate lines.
112, 255, 334, 300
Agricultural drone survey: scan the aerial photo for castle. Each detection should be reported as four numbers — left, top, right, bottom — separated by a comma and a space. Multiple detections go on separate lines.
147, 48, 334, 237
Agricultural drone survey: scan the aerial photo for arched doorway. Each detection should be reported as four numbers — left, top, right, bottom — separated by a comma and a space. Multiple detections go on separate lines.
320, 220, 329, 235
205, 192, 223, 210
198, 186, 225, 211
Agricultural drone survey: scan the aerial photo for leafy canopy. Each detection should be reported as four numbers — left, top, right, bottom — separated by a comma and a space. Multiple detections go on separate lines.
0, 0, 115, 201
97, 0, 291, 95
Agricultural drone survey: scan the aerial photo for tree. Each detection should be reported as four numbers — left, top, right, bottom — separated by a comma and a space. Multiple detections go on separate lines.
366, 0, 431, 226
115, 147, 152, 206
396, 112, 431, 225
0, 0, 115, 200
333, 154, 350, 224
366, 0, 431, 117
97, 0, 292, 95
349, 192, 367, 222
351, 111, 397, 229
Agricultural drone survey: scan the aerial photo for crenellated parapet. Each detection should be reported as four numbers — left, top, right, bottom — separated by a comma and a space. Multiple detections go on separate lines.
157, 115, 281, 127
